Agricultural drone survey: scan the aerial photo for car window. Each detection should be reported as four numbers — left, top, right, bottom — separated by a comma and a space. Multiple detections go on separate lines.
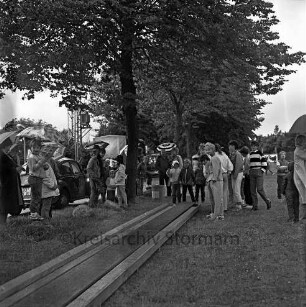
70, 162, 81, 174
60, 162, 73, 175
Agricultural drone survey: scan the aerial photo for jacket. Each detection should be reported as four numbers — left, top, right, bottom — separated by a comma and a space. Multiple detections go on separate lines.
156, 155, 171, 174
229, 150, 244, 178
114, 164, 127, 186
282, 171, 299, 196
87, 156, 101, 180
42, 163, 60, 199
194, 167, 206, 185
179, 166, 195, 185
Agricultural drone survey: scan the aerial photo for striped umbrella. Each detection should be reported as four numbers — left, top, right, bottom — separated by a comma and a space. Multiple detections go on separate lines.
157, 143, 177, 152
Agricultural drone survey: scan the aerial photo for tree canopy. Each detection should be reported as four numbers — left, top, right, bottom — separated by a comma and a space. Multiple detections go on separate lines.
0, 0, 305, 201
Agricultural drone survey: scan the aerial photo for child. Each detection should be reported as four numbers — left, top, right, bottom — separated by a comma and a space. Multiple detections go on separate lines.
136, 154, 146, 196
179, 158, 196, 203
276, 151, 289, 200
204, 143, 224, 220
194, 160, 206, 204
293, 134, 306, 219
166, 160, 182, 205
114, 155, 128, 208
41, 161, 59, 220
27, 139, 47, 220
106, 170, 117, 202
282, 162, 299, 223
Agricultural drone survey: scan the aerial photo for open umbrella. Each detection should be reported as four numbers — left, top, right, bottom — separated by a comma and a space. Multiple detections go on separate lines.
157, 142, 177, 152
84, 140, 109, 151
0, 131, 19, 149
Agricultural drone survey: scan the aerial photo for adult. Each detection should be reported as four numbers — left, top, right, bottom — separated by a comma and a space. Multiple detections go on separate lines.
228, 140, 244, 211
0, 143, 24, 224
249, 140, 272, 210
155, 149, 171, 196
215, 144, 233, 212
240, 146, 253, 207
87, 145, 103, 207
276, 151, 289, 200
98, 147, 107, 202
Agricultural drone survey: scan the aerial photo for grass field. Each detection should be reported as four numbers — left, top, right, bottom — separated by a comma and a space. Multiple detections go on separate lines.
103, 175, 306, 306
0, 175, 305, 306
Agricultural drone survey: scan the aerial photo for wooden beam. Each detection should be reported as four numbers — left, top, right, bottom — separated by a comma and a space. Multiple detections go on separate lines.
67, 206, 199, 307
0, 203, 170, 302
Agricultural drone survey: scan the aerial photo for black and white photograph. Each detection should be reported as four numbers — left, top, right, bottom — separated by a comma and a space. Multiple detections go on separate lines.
0, 0, 305, 306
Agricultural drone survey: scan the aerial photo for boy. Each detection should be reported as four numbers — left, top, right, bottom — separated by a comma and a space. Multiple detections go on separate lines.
41, 160, 59, 220
204, 143, 224, 220
166, 160, 182, 205
276, 151, 289, 199
28, 139, 48, 220
249, 140, 271, 210
179, 158, 196, 203
194, 160, 206, 204
282, 162, 299, 223
293, 134, 306, 219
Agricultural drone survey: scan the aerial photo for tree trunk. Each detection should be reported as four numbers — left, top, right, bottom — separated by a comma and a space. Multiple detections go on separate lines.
119, 15, 138, 204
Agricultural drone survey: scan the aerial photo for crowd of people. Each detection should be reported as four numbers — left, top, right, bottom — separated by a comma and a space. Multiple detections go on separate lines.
152, 136, 306, 223
1, 134, 306, 225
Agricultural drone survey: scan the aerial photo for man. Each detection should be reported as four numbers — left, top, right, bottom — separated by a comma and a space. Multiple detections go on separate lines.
249, 140, 272, 210
155, 149, 171, 196
276, 151, 289, 200
87, 145, 103, 207
228, 140, 244, 211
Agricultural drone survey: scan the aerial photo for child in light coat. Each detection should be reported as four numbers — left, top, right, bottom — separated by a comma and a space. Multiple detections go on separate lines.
166, 160, 182, 205
114, 155, 128, 208
41, 162, 59, 219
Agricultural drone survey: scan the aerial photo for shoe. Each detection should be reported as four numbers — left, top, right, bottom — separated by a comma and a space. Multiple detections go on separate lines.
206, 213, 214, 219
30, 212, 44, 220
293, 219, 299, 223
192, 203, 199, 207
266, 199, 272, 210
216, 215, 224, 221
287, 218, 294, 222
251, 206, 258, 211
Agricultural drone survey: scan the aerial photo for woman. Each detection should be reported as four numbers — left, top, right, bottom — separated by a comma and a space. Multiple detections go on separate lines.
0, 142, 24, 224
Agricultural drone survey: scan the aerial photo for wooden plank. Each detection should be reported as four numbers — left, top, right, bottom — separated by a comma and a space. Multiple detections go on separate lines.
0, 206, 173, 307
0, 203, 170, 302
8, 204, 193, 307
67, 206, 199, 307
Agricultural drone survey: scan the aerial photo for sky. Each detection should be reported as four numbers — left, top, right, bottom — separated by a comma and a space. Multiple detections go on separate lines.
0, 0, 305, 136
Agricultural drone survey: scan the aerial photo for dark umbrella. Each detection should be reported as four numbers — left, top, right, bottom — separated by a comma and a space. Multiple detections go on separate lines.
84, 140, 109, 151
0, 131, 19, 149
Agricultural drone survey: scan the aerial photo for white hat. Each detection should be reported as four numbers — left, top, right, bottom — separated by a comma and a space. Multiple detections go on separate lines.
172, 160, 179, 166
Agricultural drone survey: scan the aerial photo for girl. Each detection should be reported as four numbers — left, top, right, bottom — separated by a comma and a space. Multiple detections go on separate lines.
114, 155, 128, 208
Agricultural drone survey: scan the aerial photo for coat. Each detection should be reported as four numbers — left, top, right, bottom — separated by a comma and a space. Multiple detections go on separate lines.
0, 150, 23, 215
179, 166, 195, 185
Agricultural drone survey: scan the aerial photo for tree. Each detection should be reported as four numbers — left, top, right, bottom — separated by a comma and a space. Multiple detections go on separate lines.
0, 0, 305, 202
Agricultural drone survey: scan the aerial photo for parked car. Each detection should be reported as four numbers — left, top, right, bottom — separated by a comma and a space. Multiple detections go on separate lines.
20, 157, 90, 208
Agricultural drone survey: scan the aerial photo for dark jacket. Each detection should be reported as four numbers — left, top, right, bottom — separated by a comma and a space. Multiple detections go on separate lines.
179, 166, 195, 185
282, 171, 299, 196
155, 155, 170, 175
0, 150, 23, 215
194, 167, 206, 185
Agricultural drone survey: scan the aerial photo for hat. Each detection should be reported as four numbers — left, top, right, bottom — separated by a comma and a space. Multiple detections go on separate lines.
172, 160, 180, 166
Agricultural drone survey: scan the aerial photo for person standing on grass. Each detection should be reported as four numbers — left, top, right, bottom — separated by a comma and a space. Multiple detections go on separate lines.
87, 145, 102, 208
166, 160, 182, 205
106, 170, 117, 202
240, 146, 253, 207
156, 149, 171, 196
114, 155, 128, 208
276, 151, 289, 200
215, 144, 233, 212
194, 159, 206, 204
28, 139, 48, 220
204, 143, 224, 220
0, 143, 24, 225
293, 134, 306, 220
179, 158, 196, 204
41, 159, 59, 220
249, 140, 272, 211
282, 162, 300, 223
228, 140, 244, 211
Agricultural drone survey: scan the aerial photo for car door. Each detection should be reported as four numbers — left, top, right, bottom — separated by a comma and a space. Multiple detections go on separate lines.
69, 161, 86, 199
59, 161, 78, 201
